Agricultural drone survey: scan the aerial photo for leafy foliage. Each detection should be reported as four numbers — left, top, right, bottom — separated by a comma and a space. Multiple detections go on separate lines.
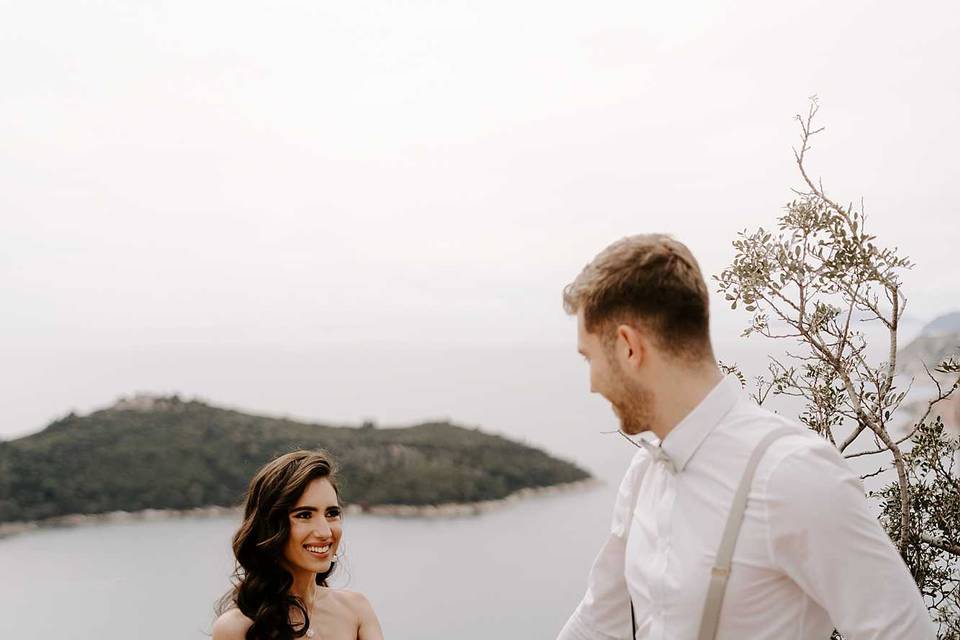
876, 415, 960, 638
716, 99, 960, 638
0, 397, 589, 523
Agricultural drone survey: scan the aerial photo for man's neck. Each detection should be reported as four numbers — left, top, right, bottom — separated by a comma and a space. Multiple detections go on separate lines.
649, 365, 724, 441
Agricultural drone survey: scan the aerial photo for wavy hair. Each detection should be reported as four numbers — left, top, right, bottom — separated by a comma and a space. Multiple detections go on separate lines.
217, 450, 341, 640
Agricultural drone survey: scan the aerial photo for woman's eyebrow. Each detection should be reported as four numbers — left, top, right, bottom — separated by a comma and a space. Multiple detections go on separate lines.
289, 506, 318, 513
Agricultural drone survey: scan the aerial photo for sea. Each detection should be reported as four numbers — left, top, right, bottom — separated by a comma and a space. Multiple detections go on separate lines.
0, 330, 922, 639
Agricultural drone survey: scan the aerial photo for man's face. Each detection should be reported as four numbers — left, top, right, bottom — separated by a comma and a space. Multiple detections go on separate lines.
577, 311, 653, 436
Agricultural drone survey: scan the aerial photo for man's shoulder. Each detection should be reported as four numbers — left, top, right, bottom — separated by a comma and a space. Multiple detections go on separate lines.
723, 401, 824, 453
764, 423, 843, 468
715, 401, 847, 481
758, 424, 862, 506
724, 396, 799, 431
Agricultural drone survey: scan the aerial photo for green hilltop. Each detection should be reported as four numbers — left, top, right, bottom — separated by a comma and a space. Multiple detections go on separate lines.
0, 396, 590, 524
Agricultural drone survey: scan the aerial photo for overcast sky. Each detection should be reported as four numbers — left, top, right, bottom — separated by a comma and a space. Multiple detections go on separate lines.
2, 2, 958, 361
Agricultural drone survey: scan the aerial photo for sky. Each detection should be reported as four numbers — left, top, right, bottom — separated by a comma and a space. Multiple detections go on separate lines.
2, 1, 959, 434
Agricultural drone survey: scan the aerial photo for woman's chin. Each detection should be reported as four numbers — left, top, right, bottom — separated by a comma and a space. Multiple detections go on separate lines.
308, 555, 333, 573
283, 556, 333, 576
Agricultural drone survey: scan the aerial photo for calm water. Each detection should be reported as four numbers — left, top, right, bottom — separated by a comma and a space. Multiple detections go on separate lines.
0, 332, 918, 638
0, 484, 619, 639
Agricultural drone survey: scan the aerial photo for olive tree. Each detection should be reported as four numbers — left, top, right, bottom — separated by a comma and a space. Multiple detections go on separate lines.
714, 98, 960, 638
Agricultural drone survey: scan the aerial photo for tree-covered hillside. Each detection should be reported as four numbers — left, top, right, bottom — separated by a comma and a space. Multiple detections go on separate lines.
0, 396, 589, 523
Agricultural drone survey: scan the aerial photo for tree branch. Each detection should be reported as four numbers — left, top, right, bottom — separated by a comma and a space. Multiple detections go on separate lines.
921, 533, 960, 556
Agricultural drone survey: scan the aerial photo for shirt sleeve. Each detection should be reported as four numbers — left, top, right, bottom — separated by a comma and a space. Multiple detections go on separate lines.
557, 451, 649, 640
764, 436, 935, 640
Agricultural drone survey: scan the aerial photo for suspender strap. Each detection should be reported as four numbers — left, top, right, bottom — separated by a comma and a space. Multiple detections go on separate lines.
696, 427, 796, 640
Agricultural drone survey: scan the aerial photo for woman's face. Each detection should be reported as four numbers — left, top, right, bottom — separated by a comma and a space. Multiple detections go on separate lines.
281, 477, 342, 577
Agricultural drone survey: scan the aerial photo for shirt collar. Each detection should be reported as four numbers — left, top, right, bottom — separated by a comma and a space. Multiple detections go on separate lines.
657, 375, 743, 473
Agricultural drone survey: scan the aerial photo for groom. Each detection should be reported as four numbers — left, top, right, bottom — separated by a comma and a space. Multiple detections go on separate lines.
556, 235, 932, 639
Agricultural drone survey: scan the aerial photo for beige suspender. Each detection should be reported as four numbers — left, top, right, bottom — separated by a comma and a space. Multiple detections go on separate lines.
695, 427, 796, 640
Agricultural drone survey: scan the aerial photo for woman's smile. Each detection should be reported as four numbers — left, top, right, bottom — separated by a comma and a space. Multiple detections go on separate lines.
305, 543, 332, 557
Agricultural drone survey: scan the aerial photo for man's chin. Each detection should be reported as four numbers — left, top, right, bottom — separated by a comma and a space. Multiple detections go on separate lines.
612, 407, 645, 436
619, 423, 645, 436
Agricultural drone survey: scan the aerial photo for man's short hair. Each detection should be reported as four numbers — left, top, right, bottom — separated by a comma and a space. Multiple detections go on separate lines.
563, 234, 713, 361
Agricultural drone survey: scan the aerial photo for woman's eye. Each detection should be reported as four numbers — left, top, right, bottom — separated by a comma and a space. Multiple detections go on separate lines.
326, 509, 342, 519
294, 512, 312, 519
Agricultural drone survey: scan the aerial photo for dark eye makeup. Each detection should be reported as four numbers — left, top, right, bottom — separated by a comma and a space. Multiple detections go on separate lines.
290, 506, 342, 520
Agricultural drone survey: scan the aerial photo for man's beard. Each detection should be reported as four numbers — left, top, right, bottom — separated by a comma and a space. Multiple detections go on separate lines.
607, 368, 654, 436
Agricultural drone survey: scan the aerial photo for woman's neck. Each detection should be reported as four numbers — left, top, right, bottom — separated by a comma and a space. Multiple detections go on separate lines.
289, 570, 318, 609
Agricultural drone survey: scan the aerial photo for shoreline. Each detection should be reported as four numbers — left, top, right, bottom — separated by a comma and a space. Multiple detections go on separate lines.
0, 478, 600, 539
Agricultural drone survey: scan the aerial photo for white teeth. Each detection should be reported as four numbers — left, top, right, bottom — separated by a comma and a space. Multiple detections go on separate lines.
305, 544, 331, 554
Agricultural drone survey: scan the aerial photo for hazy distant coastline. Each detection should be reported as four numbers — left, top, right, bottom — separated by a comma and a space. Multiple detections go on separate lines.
0, 478, 599, 538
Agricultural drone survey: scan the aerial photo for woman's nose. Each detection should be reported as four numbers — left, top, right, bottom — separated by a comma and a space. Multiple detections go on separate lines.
312, 519, 332, 537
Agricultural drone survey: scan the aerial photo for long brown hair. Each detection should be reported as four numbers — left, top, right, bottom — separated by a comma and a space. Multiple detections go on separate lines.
218, 450, 341, 640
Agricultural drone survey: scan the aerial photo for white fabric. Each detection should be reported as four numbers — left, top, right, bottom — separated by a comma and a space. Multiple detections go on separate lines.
557, 375, 934, 640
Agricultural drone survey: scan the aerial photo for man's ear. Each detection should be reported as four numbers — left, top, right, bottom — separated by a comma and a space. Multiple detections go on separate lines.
615, 323, 646, 370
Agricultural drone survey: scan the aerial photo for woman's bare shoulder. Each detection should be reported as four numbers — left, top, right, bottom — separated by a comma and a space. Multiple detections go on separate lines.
331, 588, 373, 610
331, 590, 382, 640
212, 608, 253, 640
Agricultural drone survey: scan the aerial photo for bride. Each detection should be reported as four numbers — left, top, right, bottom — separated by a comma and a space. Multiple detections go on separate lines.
214, 450, 384, 640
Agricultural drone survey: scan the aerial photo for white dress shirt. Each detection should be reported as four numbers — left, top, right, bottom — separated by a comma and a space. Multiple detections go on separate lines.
557, 375, 933, 640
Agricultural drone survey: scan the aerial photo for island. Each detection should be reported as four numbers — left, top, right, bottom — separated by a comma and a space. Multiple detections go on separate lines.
0, 395, 591, 530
